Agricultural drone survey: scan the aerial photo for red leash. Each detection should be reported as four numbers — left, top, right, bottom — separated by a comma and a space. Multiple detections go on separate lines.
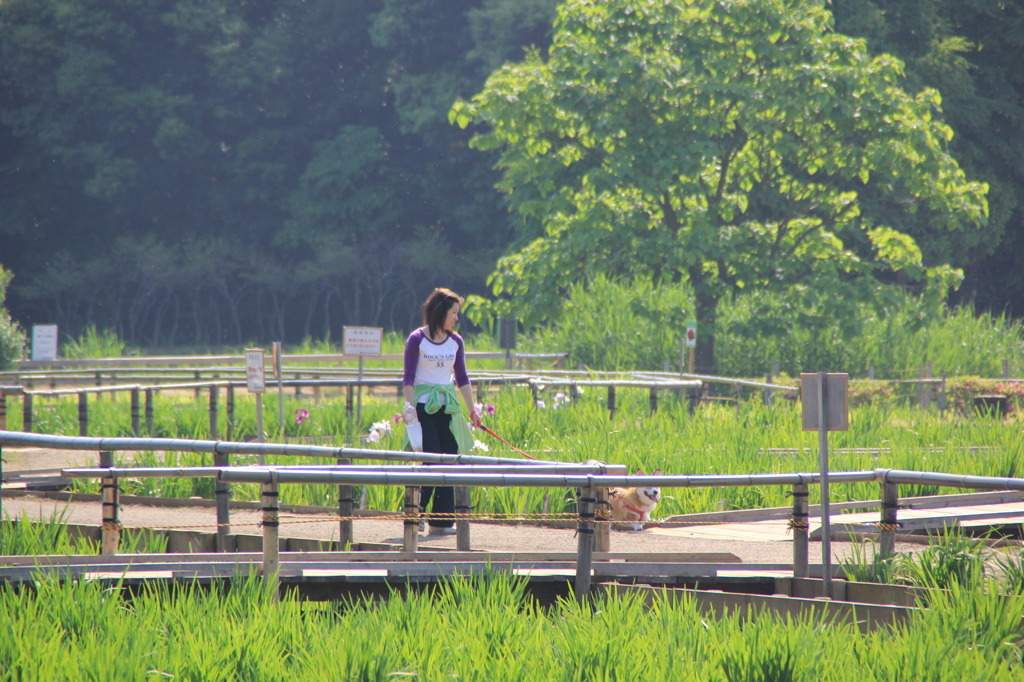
480, 425, 537, 460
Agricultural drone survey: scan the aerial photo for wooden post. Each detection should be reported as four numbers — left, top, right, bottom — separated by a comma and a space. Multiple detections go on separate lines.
314, 376, 322, 405
100, 451, 120, 555
575, 480, 596, 600
214, 451, 230, 552
868, 365, 874, 380
403, 486, 420, 552
791, 482, 809, 578
734, 382, 741, 410
570, 382, 580, 402
530, 383, 539, 408
20, 395, 37, 434
130, 388, 140, 437
295, 372, 302, 396
226, 384, 235, 441
607, 385, 616, 421
649, 387, 658, 416
879, 481, 898, 561
595, 486, 610, 553
917, 365, 926, 410
194, 371, 201, 400
346, 384, 354, 422
261, 479, 280, 596
764, 373, 774, 406
338, 457, 353, 550
1005, 359, 1011, 380
94, 372, 102, 398
209, 385, 219, 439
78, 392, 89, 437
455, 486, 471, 551
939, 373, 947, 417
0, 393, 6, 431
145, 389, 154, 436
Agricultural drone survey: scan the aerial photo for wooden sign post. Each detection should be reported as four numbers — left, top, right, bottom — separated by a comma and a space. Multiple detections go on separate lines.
801, 372, 849, 599
343, 327, 383, 426
246, 349, 266, 459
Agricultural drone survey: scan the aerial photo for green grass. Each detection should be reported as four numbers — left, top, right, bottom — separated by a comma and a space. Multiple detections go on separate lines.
0, 572, 1022, 680
5, 382, 1022, 518
0, 509, 168, 555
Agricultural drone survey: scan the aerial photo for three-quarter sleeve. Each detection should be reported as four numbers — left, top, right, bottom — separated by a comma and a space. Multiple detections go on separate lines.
452, 334, 470, 387
403, 330, 421, 386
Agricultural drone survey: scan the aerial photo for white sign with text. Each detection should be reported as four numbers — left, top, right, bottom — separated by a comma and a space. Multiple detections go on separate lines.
245, 348, 266, 393
343, 326, 384, 356
32, 325, 58, 361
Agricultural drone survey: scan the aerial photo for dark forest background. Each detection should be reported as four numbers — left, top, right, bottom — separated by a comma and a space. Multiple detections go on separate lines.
1, 0, 1021, 348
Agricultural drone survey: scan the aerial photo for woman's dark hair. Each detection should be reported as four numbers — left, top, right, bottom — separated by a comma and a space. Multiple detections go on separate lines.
423, 288, 464, 339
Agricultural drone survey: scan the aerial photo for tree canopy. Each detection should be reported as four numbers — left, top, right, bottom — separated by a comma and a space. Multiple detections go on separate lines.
453, 0, 989, 371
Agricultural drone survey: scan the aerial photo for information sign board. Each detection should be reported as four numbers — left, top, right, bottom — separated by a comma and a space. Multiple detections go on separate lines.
343, 327, 383, 356
31, 325, 58, 361
245, 348, 266, 393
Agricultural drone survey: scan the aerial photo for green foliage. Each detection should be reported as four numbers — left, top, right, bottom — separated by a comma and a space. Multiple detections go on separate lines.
0, 509, 167, 555
457, 0, 990, 372
1, 573, 1023, 679
523, 275, 1024, 379
62, 325, 129, 359
0, 265, 26, 369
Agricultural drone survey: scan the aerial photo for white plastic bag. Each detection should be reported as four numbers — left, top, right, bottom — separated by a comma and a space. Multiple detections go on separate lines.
406, 419, 423, 452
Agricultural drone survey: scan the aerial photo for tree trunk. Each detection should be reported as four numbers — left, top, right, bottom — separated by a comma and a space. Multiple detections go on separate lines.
689, 264, 719, 375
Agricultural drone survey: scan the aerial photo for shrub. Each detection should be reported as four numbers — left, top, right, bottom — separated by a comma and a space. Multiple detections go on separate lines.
0, 266, 26, 369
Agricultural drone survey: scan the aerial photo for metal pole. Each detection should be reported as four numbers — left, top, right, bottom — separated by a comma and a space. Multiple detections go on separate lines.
356, 356, 364, 427
338, 457, 353, 550
879, 481, 898, 561
78, 392, 88, 437
607, 385, 616, 421
261, 479, 280, 597
256, 393, 265, 445
817, 371, 832, 598
100, 450, 120, 555
0, 393, 6, 431
649, 387, 658, 416
575, 480, 596, 600
403, 486, 420, 552
455, 486, 471, 551
131, 388, 140, 437
791, 482, 809, 578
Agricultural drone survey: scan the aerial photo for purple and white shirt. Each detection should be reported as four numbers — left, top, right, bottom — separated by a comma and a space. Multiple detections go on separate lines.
403, 328, 470, 403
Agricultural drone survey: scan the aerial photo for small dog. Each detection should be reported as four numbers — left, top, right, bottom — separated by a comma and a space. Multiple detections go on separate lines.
608, 468, 661, 530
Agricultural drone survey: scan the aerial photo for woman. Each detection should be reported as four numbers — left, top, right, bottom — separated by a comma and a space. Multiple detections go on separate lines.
402, 288, 482, 534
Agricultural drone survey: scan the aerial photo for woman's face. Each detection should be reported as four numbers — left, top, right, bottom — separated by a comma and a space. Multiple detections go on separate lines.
443, 301, 460, 333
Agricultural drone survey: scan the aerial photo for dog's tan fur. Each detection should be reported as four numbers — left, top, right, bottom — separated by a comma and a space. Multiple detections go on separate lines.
608, 468, 661, 530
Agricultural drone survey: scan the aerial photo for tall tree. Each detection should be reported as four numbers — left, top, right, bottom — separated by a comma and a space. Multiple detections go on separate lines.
453, 0, 989, 372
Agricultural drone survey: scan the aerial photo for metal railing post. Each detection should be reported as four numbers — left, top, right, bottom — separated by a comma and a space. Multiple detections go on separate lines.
455, 486, 471, 551
209, 385, 219, 439
575, 479, 596, 600
403, 486, 420, 552
145, 389, 154, 436
214, 449, 230, 553
879, 481, 898, 561
261, 478, 280, 597
791, 482, 809, 578
338, 457, 353, 550
595, 486, 610, 553
100, 451, 120, 555
130, 388, 141, 436
22, 393, 32, 433
607, 386, 616, 421
226, 384, 235, 441
78, 392, 89, 437
649, 387, 658, 415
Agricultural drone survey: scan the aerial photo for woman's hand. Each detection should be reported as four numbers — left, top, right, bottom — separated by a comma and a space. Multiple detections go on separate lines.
403, 402, 418, 425
469, 408, 483, 429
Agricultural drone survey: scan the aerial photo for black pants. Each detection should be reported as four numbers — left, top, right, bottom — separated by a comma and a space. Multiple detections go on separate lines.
417, 403, 458, 528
